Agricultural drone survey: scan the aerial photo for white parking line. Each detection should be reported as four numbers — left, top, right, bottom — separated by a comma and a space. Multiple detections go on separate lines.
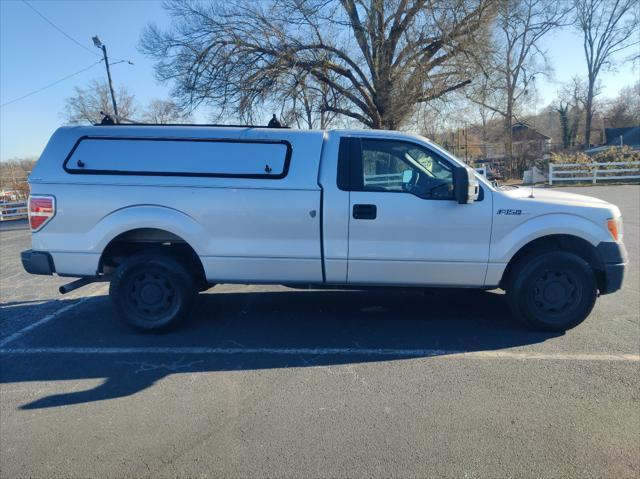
0, 346, 638, 361
0, 298, 90, 348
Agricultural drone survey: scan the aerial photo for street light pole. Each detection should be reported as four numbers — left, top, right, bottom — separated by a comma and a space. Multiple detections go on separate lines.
92, 36, 118, 122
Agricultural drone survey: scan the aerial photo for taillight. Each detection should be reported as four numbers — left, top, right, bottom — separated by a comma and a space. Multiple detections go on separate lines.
29, 195, 55, 232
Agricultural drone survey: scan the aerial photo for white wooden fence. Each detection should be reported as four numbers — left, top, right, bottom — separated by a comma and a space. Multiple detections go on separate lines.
364, 173, 404, 187
0, 201, 28, 221
549, 161, 640, 185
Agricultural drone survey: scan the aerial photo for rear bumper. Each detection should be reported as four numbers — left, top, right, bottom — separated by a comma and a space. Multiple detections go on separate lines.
596, 242, 627, 294
21, 250, 55, 276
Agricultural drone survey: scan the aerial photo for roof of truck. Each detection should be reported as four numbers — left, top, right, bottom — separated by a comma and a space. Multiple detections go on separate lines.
85, 123, 432, 142
93, 121, 426, 134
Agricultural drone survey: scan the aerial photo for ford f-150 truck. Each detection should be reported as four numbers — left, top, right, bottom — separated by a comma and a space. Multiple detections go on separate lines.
21, 125, 627, 332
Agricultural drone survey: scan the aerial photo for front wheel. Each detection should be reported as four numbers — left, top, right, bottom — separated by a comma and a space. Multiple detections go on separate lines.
506, 251, 597, 331
109, 252, 197, 331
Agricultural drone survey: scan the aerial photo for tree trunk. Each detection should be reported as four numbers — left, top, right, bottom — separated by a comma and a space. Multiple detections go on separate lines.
504, 101, 514, 177
557, 104, 570, 149
583, 78, 594, 149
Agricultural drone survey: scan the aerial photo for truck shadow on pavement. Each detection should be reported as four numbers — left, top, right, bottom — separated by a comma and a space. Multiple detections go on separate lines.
1, 288, 562, 410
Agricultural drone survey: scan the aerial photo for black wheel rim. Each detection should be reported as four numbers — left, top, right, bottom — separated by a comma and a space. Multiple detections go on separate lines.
124, 269, 178, 322
532, 269, 582, 316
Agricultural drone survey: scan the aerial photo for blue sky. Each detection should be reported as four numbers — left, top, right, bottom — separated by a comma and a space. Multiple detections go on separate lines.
1, 0, 638, 161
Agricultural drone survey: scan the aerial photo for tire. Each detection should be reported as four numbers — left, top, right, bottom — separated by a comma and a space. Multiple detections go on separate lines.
109, 252, 197, 331
506, 251, 597, 331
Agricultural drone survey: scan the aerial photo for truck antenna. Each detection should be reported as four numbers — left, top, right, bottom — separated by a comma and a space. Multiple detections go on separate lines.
528, 160, 535, 198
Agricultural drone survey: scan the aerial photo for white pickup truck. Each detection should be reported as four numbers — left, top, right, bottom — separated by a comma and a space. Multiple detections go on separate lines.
22, 125, 627, 332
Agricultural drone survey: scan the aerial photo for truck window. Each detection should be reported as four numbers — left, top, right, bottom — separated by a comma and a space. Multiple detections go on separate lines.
358, 139, 455, 200
64, 137, 291, 179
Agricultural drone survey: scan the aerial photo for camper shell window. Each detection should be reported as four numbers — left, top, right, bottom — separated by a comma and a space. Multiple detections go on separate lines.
63, 136, 291, 179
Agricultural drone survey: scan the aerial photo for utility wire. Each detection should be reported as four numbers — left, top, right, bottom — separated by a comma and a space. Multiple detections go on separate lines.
0, 60, 103, 108
21, 0, 100, 57
21, 1, 131, 63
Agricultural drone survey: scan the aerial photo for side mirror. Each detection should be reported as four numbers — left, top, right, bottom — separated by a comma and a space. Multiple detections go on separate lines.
402, 169, 413, 184
454, 166, 480, 204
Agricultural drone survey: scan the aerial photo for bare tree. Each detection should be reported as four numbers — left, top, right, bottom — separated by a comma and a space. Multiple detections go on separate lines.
279, 72, 342, 129
555, 102, 572, 149
602, 82, 640, 128
554, 77, 591, 148
64, 80, 137, 124
0, 158, 37, 200
142, 99, 192, 124
467, 0, 570, 173
466, 75, 499, 143
573, 0, 638, 148
140, 0, 495, 129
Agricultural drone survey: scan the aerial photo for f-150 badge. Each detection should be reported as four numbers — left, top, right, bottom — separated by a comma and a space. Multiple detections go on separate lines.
497, 209, 522, 215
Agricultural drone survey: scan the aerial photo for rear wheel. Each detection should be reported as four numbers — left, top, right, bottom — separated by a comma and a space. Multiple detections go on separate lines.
506, 251, 597, 331
109, 252, 196, 331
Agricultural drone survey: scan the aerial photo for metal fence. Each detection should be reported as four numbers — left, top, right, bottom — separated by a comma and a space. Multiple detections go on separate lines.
549, 161, 640, 185
0, 202, 28, 221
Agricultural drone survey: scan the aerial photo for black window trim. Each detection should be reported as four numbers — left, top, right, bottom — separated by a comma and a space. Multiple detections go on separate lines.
336, 137, 351, 190
339, 136, 483, 202
62, 135, 293, 180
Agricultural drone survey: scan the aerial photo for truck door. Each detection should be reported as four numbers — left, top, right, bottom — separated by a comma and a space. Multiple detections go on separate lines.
344, 137, 492, 286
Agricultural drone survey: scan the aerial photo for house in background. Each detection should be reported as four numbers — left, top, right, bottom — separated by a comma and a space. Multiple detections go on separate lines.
479, 122, 552, 179
585, 126, 640, 155
511, 122, 552, 159
482, 122, 552, 159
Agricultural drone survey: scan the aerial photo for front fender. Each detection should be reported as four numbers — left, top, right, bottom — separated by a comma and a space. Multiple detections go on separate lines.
490, 213, 610, 264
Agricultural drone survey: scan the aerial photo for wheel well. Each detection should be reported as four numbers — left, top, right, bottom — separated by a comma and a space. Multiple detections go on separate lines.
500, 234, 605, 291
99, 228, 206, 286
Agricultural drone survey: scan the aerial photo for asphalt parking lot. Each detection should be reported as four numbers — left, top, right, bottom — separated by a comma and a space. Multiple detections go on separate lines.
1, 185, 638, 478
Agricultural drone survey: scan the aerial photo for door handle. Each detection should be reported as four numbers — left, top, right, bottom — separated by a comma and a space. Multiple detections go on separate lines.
353, 204, 377, 220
